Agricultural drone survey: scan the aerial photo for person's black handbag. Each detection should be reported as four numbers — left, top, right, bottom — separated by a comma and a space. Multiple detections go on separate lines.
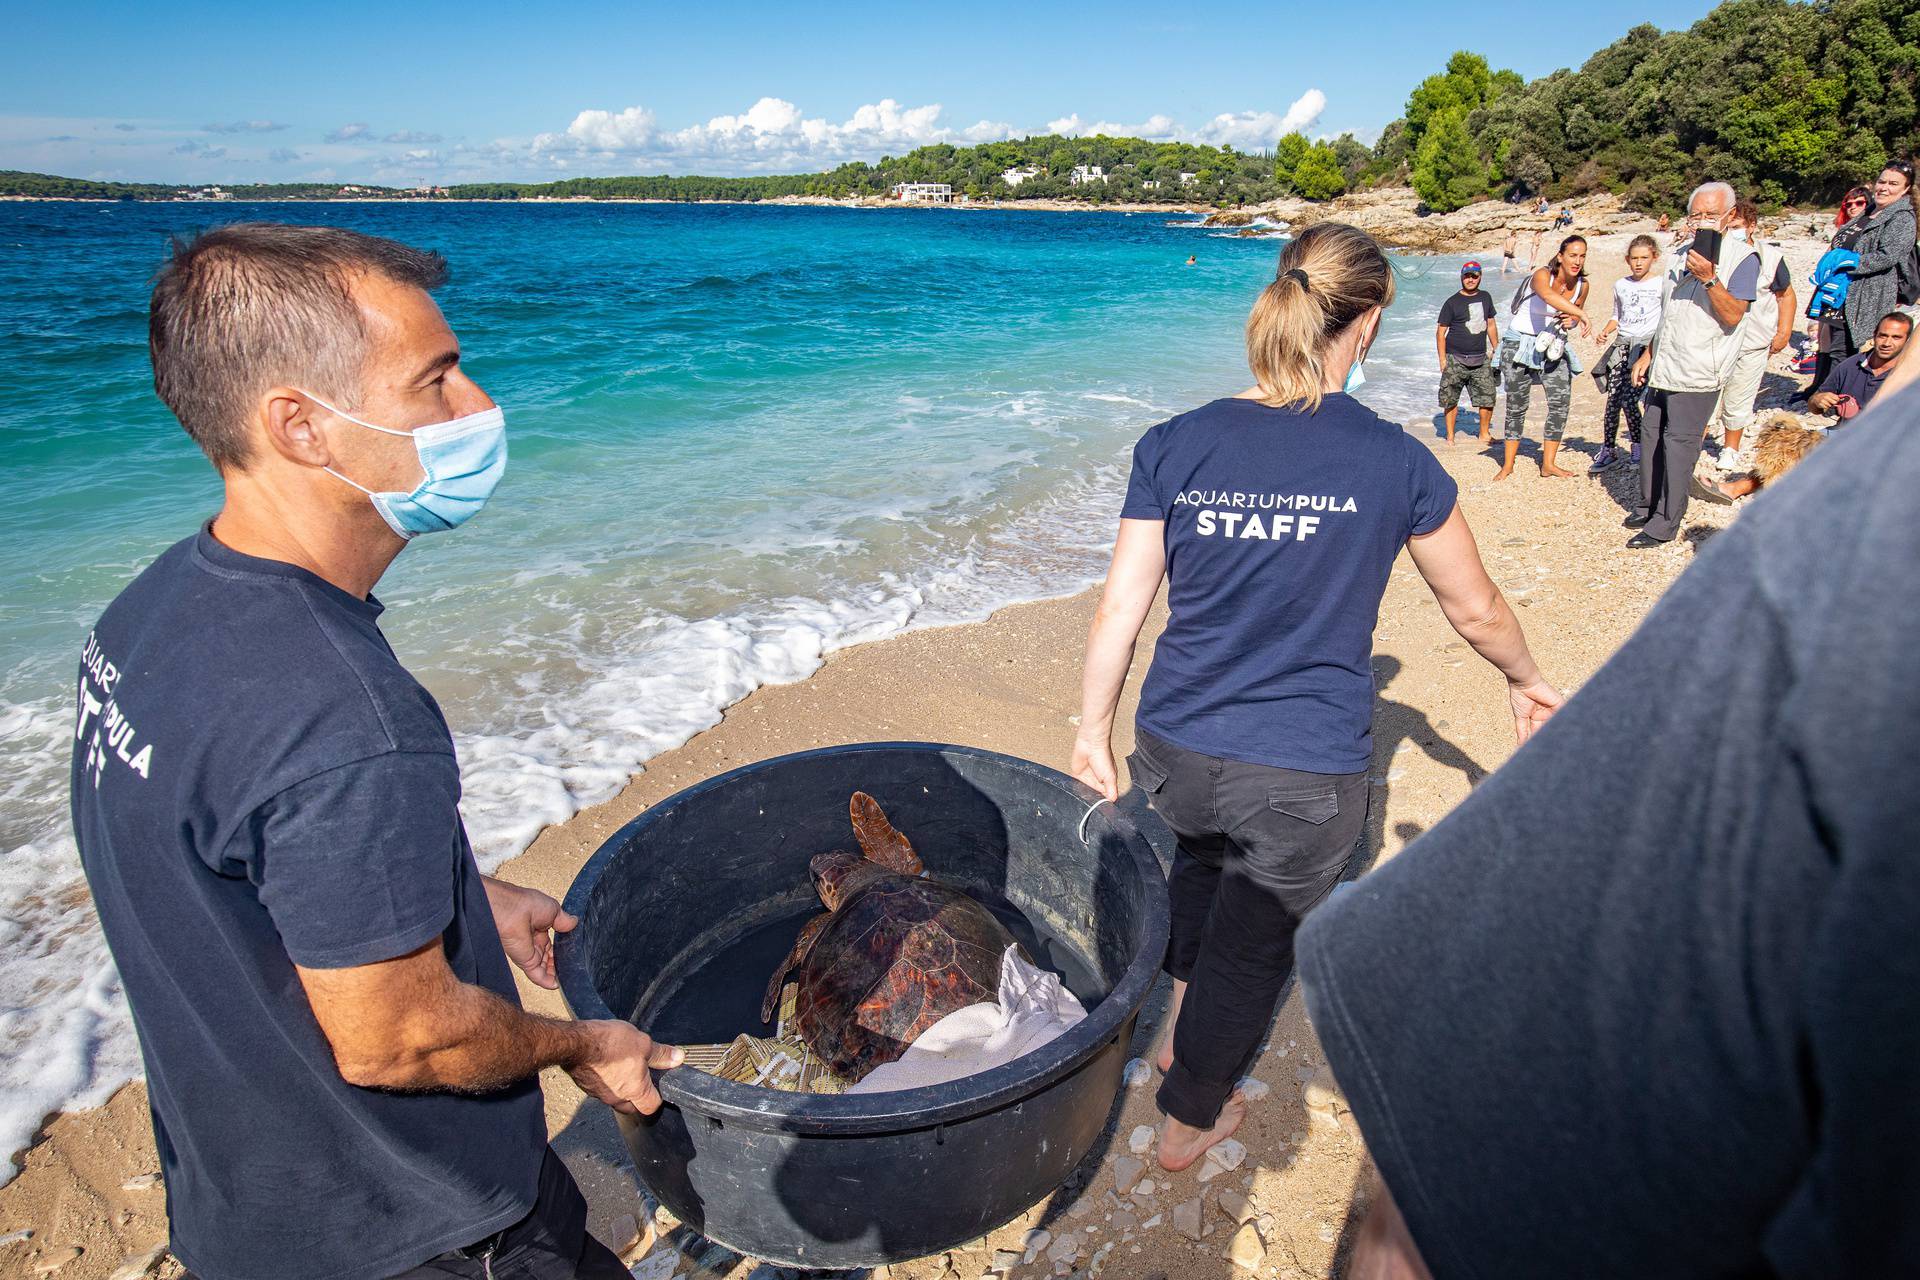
1896, 240, 1920, 306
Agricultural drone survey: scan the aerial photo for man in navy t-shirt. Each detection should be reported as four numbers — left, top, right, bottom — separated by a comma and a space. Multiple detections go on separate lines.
1810, 311, 1910, 419
71, 224, 678, 1279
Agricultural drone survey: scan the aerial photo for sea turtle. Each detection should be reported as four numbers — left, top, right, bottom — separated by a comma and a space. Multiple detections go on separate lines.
761, 792, 1019, 1083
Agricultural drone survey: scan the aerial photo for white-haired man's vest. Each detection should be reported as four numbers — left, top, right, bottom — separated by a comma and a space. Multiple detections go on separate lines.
1646, 235, 1761, 393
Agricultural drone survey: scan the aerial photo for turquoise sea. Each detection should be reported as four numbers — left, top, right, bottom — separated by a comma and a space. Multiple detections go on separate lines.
0, 199, 1476, 1175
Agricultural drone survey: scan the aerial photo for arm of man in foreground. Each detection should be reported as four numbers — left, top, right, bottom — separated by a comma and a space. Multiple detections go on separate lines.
299, 941, 681, 1113
1298, 396, 1920, 1277
255, 752, 681, 1114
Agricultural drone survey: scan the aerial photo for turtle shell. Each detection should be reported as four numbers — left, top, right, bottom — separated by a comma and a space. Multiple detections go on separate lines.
793, 872, 1017, 1083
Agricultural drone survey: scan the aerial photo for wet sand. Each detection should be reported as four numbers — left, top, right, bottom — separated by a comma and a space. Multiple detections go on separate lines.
0, 229, 1826, 1279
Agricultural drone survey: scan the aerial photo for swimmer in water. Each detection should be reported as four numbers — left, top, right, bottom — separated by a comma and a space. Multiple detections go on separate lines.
1186, 254, 1197, 266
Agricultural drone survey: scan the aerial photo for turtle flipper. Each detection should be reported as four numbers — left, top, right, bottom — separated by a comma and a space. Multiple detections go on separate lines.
850, 792, 926, 876
762, 912, 831, 1025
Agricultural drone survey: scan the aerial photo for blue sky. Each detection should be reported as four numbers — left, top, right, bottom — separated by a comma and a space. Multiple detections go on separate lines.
3, 0, 1719, 185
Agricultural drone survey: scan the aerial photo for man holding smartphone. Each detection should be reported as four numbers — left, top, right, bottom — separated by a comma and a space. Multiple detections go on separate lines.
1626, 181, 1760, 547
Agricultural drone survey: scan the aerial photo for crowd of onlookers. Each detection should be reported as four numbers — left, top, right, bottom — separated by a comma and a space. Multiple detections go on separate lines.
1443, 160, 1918, 542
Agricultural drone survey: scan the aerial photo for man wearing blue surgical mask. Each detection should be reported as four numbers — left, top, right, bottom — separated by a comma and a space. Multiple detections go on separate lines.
72, 224, 672, 1279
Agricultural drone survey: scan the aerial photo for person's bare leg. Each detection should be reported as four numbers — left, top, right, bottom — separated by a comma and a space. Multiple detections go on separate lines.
1494, 438, 1519, 480
1725, 427, 1744, 455
1153, 978, 1187, 1073
1158, 1089, 1248, 1173
1346, 1171, 1435, 1280
1477, 406, 1493, 442
1540, 439, 1575, 478
1442, 405, 1457, 444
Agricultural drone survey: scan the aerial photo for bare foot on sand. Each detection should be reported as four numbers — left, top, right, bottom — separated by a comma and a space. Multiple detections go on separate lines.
1158, 1090, 1249, 1172
1540, 462, 1576, 478
1153, 979, 1187, 1073
1493, 465, 1515, 481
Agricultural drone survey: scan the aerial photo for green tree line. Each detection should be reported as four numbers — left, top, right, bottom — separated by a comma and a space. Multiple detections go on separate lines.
0, 171, 423, 200
1381, 0, 1920, 211
442, 134, 1374, 206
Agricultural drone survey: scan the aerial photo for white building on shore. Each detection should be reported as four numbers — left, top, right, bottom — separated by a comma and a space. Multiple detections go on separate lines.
1001, 167, 1040, 188
1069, 165, 1107, 186
891, 182, 953, 203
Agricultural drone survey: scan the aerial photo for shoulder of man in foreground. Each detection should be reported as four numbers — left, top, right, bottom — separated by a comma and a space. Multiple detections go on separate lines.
1296, 392, 1920, 1280
89, 522, 455, 818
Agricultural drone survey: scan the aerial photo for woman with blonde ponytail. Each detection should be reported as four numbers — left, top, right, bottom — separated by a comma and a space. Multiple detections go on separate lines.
1070, 223, 1562, 1171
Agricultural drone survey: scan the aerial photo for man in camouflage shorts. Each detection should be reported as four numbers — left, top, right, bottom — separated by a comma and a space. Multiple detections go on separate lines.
1435, 262, 1501, 443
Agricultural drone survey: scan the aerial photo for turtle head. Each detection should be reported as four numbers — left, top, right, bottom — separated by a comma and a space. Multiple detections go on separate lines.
810, 849, 889, 911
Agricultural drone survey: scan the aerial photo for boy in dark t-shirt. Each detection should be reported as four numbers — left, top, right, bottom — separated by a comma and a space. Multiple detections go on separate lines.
1435, 262, 1500, 444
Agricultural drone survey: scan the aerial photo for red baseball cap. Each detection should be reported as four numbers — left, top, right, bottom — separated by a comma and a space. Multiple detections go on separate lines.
1461, 261, 1483, 276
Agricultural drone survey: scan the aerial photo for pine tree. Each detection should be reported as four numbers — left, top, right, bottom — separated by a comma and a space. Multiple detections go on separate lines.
1411, 108, 1487, 212
1293, 145, 1349, 200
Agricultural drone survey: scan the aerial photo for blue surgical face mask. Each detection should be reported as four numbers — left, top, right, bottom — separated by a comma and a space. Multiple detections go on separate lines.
1344, 349, 1368, 394
307, 392, 508, 539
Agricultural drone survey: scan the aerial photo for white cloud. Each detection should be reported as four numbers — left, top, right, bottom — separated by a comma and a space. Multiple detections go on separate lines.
205, 119, 288, 134
1044, 91, 1325, 150
1194, 90, 1328, 148
325, 122, 371, 143
559, 105, 657, 151
383, 129, 443, 145
538, 97, 1015, 173
1046, 113, 1180, 140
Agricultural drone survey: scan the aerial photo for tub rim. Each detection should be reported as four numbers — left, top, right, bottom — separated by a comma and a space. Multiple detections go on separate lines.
555, 740, 1169, 1136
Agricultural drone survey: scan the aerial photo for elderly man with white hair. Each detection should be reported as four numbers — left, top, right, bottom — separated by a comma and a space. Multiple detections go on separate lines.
1624, 180, 1761, 546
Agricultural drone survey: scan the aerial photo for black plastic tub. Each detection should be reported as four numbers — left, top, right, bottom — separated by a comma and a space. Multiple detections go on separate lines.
555, 742, 1169, 1269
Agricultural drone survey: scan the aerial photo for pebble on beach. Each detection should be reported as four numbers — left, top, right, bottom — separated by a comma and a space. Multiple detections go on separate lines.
30, 1247, 82, 1274
1197, 1137, 1248, 1182
1217, 1190, 1258, 1226
1121, 1058, 1152, 1088
1112, 1156, 1146, 1195
1172, 1198, 1204, 1241
1127, 1124, 1154, 1155
630, 1250, 680, 1280
106, 1247, 167, 1280
1226, 1224, 1267, 1271
119, 1173, 161, 1191
1045, 1233, 1080, 1266
1236, 1077, 1271, 1102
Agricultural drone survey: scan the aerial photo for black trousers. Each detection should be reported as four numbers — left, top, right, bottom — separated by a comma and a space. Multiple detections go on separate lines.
1633, 388, 1719, 542
389, 1149, 629, 1279
1129, 727, 1368, 1129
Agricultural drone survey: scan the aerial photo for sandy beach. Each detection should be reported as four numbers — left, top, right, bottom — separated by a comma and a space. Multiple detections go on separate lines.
0, 225, 1830, 1280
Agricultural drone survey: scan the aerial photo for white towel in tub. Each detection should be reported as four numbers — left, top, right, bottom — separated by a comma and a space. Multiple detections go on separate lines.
847, 946, 1087, 1093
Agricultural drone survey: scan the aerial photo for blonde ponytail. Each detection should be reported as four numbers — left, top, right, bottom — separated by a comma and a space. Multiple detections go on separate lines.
1246, 223, 1395, 412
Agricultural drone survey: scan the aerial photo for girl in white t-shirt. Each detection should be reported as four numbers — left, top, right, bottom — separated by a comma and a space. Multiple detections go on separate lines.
1589, 235, 1664, 473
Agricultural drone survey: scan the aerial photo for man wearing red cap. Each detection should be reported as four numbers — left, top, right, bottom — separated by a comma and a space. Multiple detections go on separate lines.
1435, 262, 1501, 444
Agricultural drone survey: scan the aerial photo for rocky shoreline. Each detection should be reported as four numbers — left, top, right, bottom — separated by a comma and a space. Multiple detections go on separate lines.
1199, 188, 1660, 254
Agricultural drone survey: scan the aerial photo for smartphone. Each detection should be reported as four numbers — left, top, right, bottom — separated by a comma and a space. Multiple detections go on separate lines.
1691, 227, 1723, 264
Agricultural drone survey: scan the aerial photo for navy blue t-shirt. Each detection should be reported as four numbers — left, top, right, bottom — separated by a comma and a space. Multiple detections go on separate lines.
1121, 395, 1457, 774
70, 525, 544, 1280
1298, 393, 1920, 1278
